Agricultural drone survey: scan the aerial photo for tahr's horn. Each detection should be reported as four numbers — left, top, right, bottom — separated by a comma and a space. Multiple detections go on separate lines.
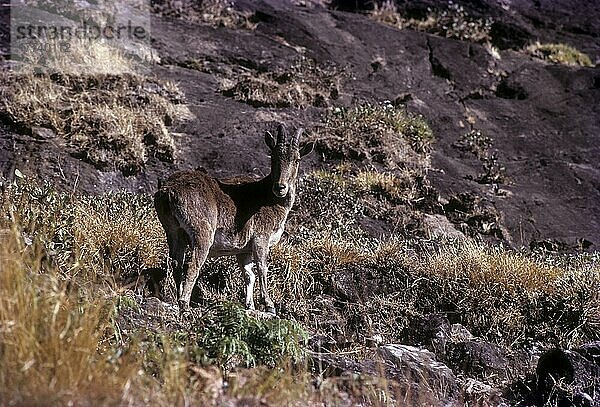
276, 123, 286, 144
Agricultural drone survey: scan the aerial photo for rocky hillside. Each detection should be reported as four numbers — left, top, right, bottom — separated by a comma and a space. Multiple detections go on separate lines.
0, 0, 599, 406
1, 0, 599, 249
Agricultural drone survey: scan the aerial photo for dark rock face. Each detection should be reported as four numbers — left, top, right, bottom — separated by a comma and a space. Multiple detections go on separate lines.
445, 340, 511, 382
1, 0, 599, 249
489, 21, 532, 50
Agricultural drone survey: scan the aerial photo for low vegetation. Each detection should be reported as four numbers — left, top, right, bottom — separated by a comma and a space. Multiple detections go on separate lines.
453, 129, 509, 186
0, 72, 185, 174
220, 56, 343, 108
1, 170, 598, 404
371, 1, 493, 43
152, 0, 257, 29
526, 42, 594, 67
312, 101, 434, 170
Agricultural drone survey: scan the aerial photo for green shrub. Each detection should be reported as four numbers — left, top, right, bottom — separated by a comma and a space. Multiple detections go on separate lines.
197, 301, 308, 369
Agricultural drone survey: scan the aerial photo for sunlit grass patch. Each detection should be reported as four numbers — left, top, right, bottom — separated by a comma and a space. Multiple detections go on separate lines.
526, 42, 593, 67
0, 231, 129, 404
355, 168, 424, 203
220, 56, 342, 108
0, 228, 226, 406
406, 242, 600, 346
0, 72, 185, 174
371, 1, 493, 43
422, 242, 564, 293
312, 101, 433, 169
17, 38, 149, 75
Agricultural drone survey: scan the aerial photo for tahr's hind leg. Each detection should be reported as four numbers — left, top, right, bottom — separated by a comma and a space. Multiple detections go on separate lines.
166, 228, 188, 299
179, 225, 214, 309
236, 253, 255, 310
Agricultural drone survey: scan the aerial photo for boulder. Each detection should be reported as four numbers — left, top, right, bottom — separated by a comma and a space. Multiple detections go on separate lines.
312, 343, 459, 405
407, 315, 529, 385
444, 339, 511, 383
536, 345, 600, 406
423, 214, 467, 240
379, 344, 459, 405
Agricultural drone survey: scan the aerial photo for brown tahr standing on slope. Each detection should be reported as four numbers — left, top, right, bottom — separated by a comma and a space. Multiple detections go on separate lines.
154, 124, 313, 314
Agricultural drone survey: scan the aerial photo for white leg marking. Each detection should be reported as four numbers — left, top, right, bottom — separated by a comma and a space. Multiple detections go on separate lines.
244, 262, 256, 310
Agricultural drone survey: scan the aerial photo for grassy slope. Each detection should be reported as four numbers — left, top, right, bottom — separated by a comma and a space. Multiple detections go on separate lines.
1, 168, 598, 405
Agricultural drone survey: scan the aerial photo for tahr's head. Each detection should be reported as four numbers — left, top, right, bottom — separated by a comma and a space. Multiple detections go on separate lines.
265, 124, 314, 198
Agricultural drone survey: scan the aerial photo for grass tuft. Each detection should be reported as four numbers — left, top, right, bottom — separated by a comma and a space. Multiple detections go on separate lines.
152, 0, 257, 29
371, 1, 493, 43
0, 73, 185, 174
220, 56, 342, 108
526, 42, 594, 67
312, 101, 434, 169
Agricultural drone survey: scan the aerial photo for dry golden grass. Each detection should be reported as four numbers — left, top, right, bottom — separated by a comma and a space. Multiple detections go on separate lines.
0, 230, 131, 404
72, 193, 168, 285
220, 56, 342, 108
420, 242, 563, 293
0, 72, 183, 174
1, 173, 599, 404
0, 229, 228, 405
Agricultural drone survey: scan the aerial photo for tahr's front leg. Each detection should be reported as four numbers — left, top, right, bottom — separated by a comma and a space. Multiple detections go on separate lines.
236, 253, 256, 310
253, 242, 276, 315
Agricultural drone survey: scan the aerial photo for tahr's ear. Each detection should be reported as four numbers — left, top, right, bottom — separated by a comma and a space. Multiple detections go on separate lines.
299, 141, 315, 158
265, 131, 276, 150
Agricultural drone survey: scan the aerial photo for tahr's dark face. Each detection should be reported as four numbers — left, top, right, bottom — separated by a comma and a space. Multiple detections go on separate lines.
265, 125, 313, 198
270, 142, 300, 198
